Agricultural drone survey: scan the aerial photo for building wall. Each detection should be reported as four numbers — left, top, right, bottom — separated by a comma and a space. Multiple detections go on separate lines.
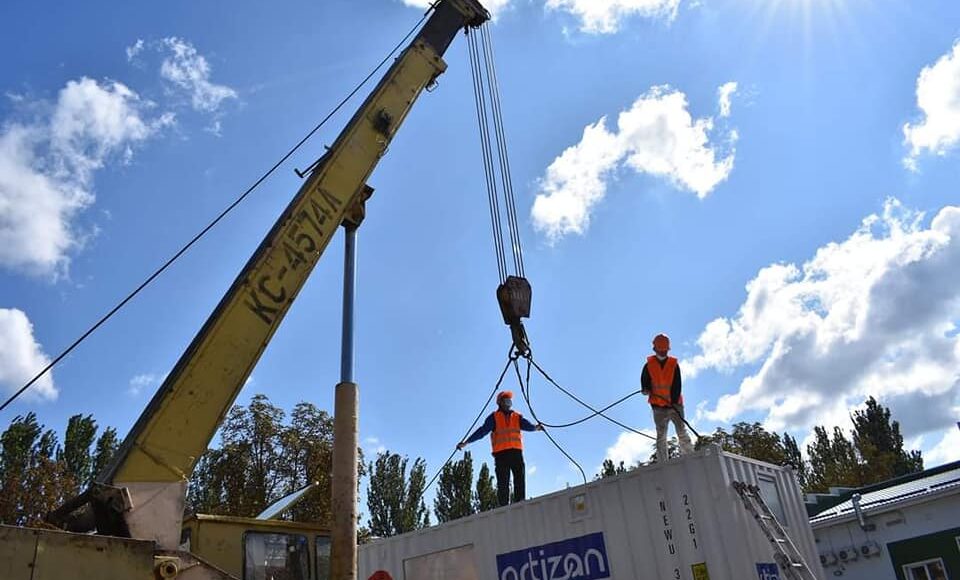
812, 493, 960, 579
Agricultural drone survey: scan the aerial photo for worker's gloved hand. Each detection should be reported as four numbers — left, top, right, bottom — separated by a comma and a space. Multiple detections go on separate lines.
535, 424, 544, 431
456, 441, 466, 451
641, 389, 649, 396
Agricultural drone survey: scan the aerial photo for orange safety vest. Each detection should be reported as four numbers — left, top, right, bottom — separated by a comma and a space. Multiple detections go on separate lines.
647, 355, 682, 407
491, 411, 523, 453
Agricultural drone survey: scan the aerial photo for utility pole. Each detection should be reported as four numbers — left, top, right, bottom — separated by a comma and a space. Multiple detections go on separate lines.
331, 188, 365, 580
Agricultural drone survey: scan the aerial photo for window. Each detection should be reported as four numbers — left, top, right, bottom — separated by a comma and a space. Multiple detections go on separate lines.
244, 532, 309, 580
902, 558, 949, 580
316, 536, 331, 580
757, 475, 787, 526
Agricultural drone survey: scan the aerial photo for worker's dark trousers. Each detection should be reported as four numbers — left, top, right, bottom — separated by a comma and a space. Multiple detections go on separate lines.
494, 449, 525, 506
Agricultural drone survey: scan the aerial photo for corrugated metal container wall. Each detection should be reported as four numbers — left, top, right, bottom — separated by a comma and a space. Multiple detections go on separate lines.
359, 446, 823, 580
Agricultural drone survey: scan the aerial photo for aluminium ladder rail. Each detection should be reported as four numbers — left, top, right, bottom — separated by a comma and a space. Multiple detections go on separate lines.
732, 481, 819, 580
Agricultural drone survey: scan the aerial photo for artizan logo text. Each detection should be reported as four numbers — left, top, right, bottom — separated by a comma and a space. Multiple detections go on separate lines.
496, 532, 611, 580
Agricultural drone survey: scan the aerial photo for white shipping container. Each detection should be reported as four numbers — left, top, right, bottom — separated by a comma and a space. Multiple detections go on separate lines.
359, 445, 823, 580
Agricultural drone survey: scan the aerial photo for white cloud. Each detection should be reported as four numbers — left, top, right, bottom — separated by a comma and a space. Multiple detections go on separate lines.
531, 84, 737, 240
688, 200, 960, 449
903, 40, 960, 170
126, 39, 144, 62
926, 426, 960, 465
160, 37, 237, 114
0, 308, 56, 401
128, 372, 163, 397
527, 464, 538, 476
0, 78, 171, 276
364, 436, 387, 455
604, 431, 656, 468
718, 81, 738, 118
399, 0, 683, 30
546, 0, 681, 34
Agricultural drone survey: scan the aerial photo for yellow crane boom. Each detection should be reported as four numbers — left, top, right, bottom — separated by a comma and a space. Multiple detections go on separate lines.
58, 0, 490, 551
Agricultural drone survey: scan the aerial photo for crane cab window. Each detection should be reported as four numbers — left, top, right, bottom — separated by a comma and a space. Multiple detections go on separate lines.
244, 532, 309, 580
316, 536, 331, 580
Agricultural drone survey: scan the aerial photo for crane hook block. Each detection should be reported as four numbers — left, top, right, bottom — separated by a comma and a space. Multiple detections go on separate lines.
497, 276, 532, 355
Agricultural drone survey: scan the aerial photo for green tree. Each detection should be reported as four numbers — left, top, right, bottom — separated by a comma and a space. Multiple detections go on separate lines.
595, 459, 629, 480
0, 413, 77, 526
807, 426, 863, 492
851, 397, 923, 481
783, 433, 808, 490
474, 462, 498, 513
367, 451, 429, 536
279, 402, 335, 523
649, 437, 680, 463
60, 414, 98, 491
0, 413, 41, 522
186, 395, 364, 524
186, 394, 287, 517
92, 427, 120, 480
700, 422, 787, 465
434, 451, 475, 523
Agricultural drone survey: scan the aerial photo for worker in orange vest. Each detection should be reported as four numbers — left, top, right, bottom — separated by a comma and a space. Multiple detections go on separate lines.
641, 333, 694, 463
458, 391, 543, 506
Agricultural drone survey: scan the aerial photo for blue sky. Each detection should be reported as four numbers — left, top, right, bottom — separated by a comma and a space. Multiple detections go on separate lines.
2, 0, 960, 509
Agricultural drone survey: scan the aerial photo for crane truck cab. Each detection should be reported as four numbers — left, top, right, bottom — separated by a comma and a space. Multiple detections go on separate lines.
181, 515, 330, 580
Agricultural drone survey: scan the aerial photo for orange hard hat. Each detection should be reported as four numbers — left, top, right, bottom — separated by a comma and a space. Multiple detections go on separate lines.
652, 333, 670, 351
497, 390, 513, 402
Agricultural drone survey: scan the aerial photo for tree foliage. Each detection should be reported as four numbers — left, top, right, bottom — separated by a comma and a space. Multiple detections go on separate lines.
186, 394, 363, 525
806, 426, 863, 492
0, 413, 117, 526
595, 459, 629, 480
851, 397, 924, 480
703, 422, 787, 465
783, 433, 808, 490
61, 414, 98, 488
434, 451, 475, 523
366, 451, 429, 537
475, 462, 498, 513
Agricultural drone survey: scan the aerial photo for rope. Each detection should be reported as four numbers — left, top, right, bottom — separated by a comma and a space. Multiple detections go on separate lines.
424, 351, 516, 492
514, 357, 588, 486
0, 8, 435, 414
527, 357, 657, 441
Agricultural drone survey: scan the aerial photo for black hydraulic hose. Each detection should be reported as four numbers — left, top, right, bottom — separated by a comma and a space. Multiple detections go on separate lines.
424, 351, 515, 492
514, 358, 587, 486
527, 357, 656, 441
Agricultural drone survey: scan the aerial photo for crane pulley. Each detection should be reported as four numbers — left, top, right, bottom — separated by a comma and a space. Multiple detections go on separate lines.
467, 23, 532, 355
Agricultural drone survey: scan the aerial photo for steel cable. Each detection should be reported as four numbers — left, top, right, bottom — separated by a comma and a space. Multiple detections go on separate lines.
480, 24, 524, 277
467, 30, 508, 284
